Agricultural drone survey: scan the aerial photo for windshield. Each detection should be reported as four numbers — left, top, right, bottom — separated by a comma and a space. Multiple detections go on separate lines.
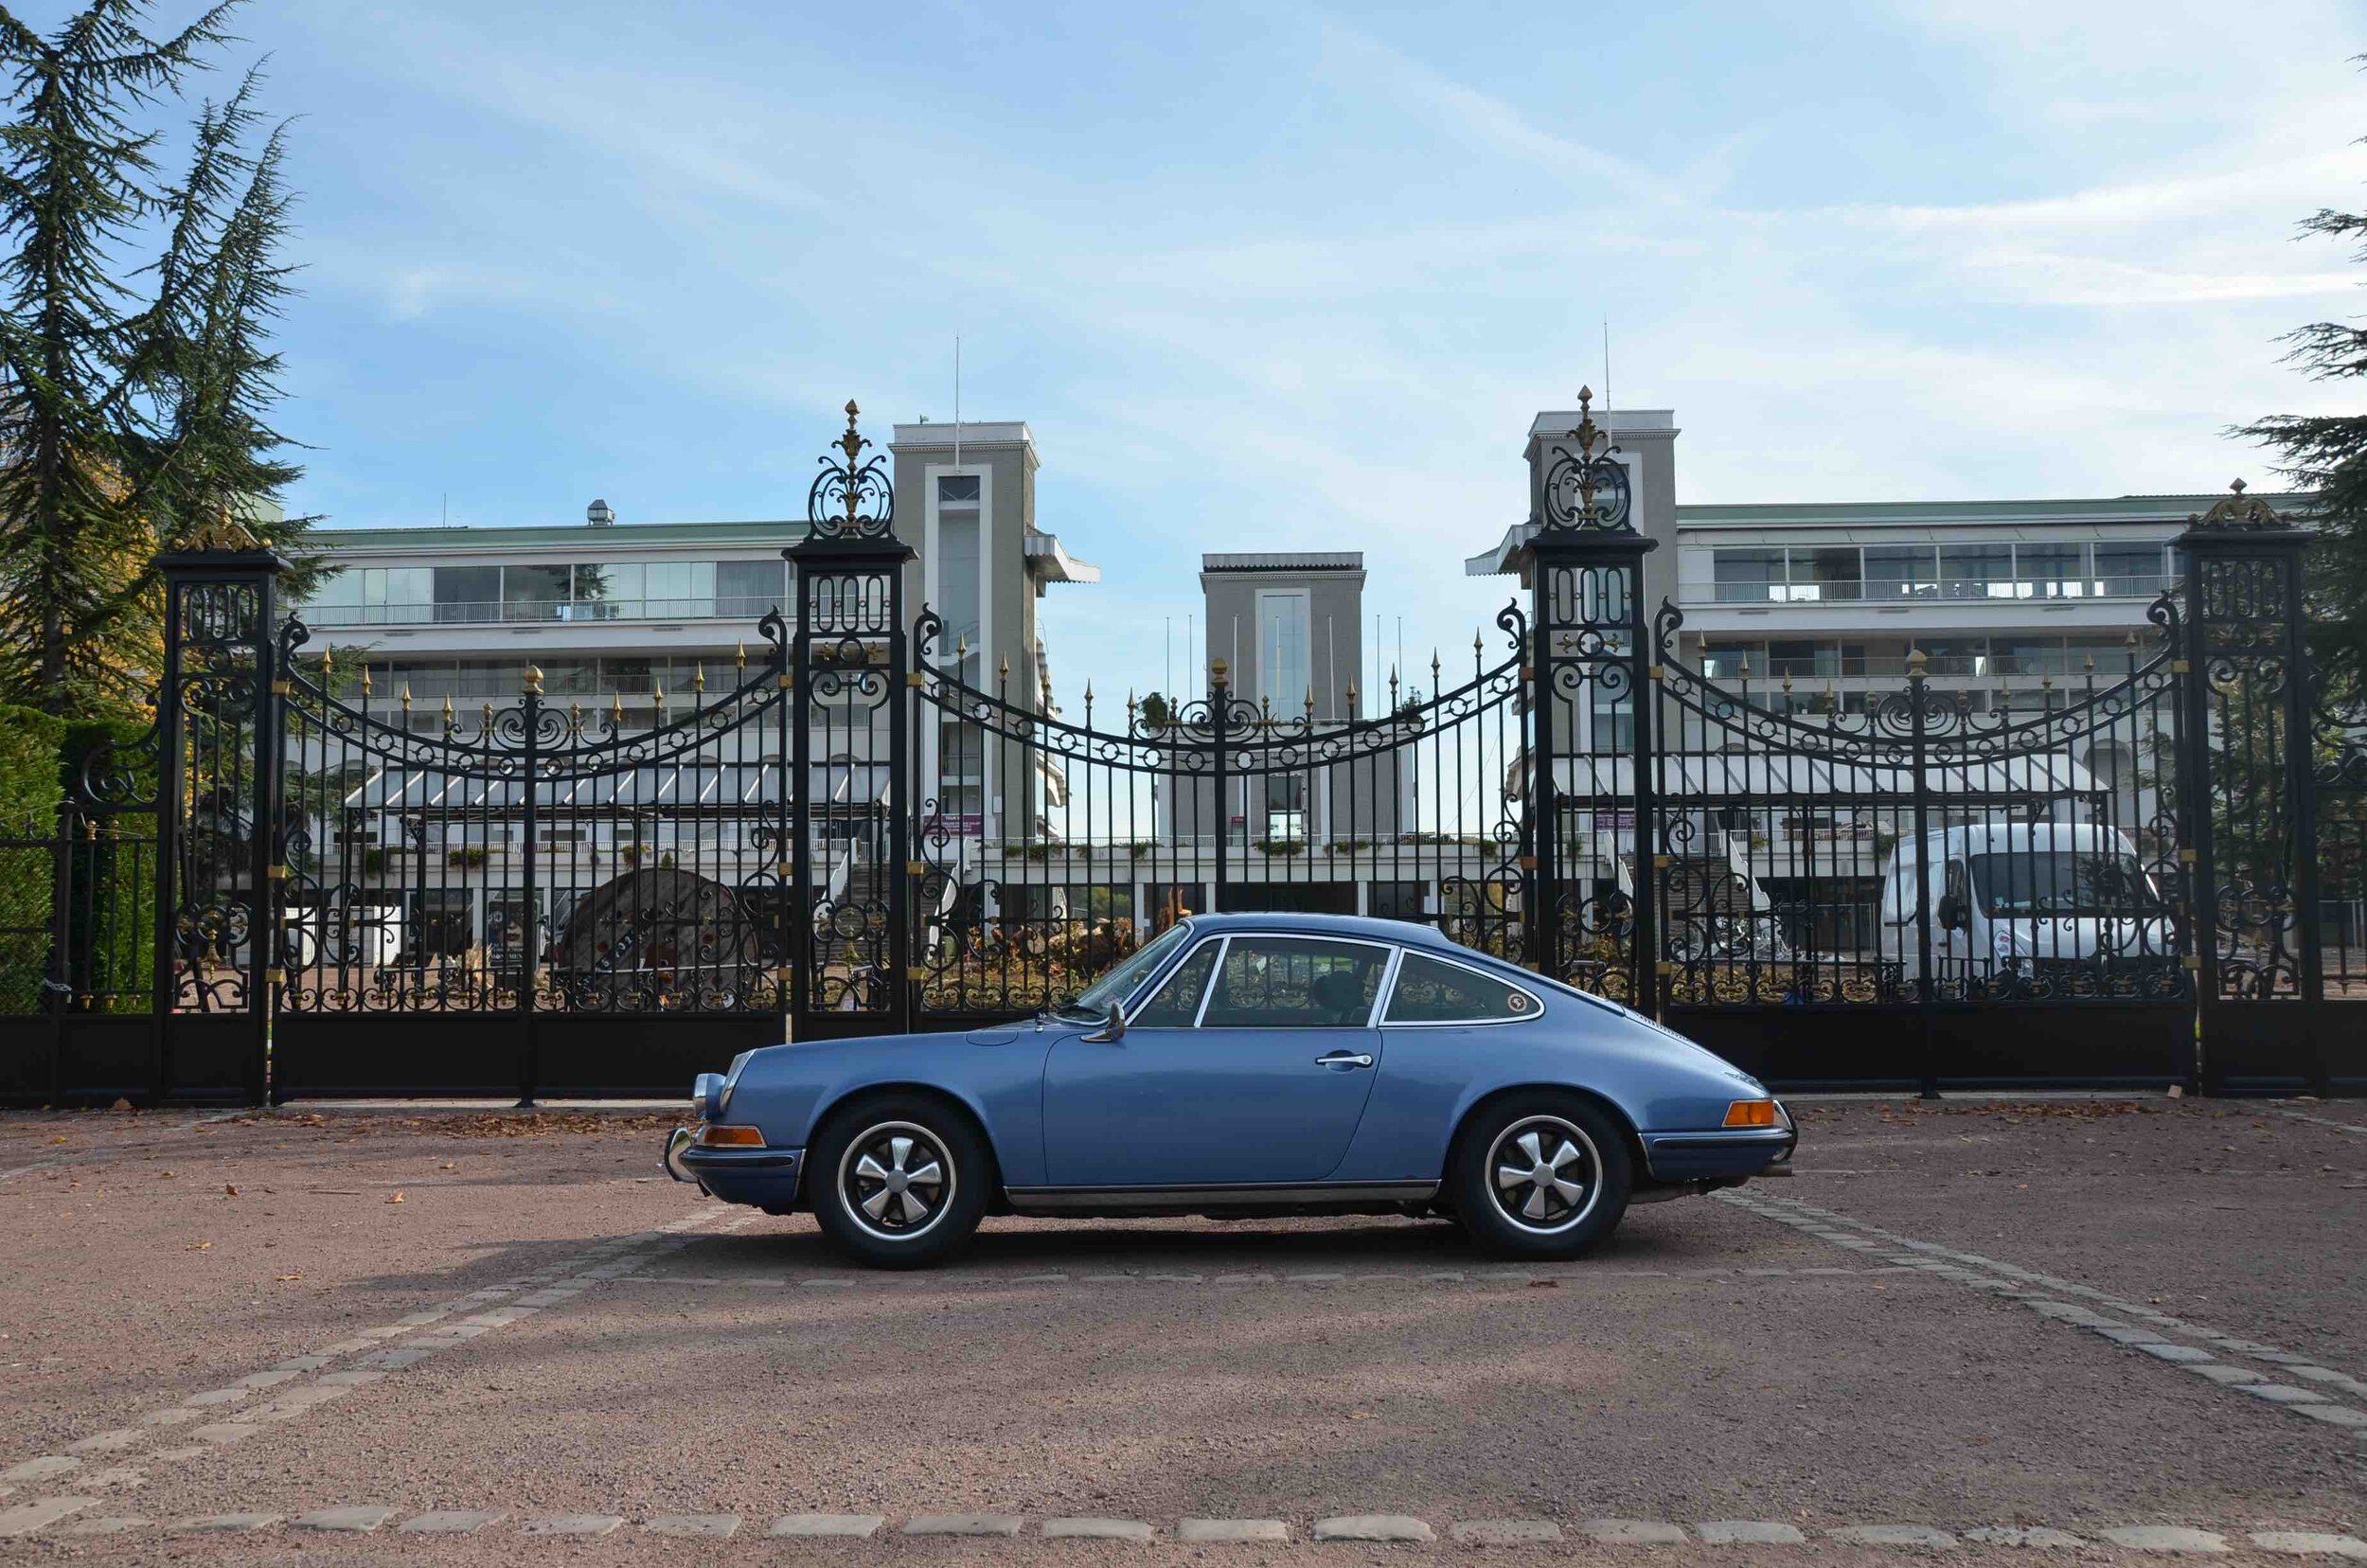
1968, 851, 2158, 917
1064, 920, 1194, 1016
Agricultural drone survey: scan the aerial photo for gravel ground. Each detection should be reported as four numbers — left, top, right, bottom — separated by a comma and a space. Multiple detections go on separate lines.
1776, 1097, 2367, 1359
0, 1099, 2361, 1564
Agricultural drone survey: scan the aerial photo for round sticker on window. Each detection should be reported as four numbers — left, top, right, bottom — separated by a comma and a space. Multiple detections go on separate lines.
1506, 991, 1532, 1014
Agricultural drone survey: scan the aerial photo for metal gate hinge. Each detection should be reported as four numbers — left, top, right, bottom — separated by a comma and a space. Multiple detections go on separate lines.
2182, 956, 2201, 971
1518, 855, 1537, 871
777, 673, 794, 689
1656, 961, 1675, 976
263, 968, 284, 984
1520, 665, 1535, 682
905, 967, 926, 982
2179, 848, 2197, 864
905, 860, 926, 877
905, 672, 925, 687
2172, 659, 2191, 674
1648, 665, 1664, 681
269, 680, 291, 695
1653, 854, 1673, 869
266, 864, 289, 880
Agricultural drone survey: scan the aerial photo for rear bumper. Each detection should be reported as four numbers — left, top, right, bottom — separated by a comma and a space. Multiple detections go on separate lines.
665, 1125, 804, 1208
1639, 1126, 1796, 1182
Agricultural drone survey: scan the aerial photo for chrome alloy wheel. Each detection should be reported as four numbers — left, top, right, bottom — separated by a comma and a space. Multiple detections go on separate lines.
838, 1121, 953, 1241
1486, 1115, 1601, 1234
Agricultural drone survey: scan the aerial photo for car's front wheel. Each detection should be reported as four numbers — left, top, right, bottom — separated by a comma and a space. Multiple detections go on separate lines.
1449, 1093, 1630, 1260
808, 1094, 990, 1269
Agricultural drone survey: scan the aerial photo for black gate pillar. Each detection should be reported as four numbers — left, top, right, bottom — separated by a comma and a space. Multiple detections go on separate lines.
1522, 390, 1660, 1015
787, 401, 915, 1041
2177, 482, 2323, 1093
155, 514, 289, 1105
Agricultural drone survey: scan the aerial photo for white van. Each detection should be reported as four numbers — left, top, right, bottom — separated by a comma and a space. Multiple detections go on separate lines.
283, 905, 406, 971
1878, 822, 2176, 989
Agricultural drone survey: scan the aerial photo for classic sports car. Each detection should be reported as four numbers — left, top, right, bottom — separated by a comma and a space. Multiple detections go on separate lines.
666, 913, 1794, 1268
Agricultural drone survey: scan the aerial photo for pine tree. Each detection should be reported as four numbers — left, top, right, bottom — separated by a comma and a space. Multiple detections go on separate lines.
0, 2, 311, 722
2237, 171, 2367, 687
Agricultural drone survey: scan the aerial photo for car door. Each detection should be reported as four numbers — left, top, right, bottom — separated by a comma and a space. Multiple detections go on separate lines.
1041, 934, 1392, 1187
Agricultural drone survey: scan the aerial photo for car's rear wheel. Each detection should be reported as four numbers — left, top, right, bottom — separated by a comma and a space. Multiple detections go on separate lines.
808, 1094, 990, 1269
1449, 1093, 1630, 1260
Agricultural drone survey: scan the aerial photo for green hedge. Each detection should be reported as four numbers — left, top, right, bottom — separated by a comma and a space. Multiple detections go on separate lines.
0, 704, 66, 1013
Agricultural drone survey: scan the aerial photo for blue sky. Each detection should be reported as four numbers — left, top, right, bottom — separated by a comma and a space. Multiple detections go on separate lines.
38, 0, 2367, 706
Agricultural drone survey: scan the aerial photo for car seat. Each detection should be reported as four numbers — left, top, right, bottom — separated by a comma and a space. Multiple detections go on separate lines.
1308, 969, 1367, 1025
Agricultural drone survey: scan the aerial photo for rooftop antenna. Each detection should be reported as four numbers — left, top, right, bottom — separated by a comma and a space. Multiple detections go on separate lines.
1603, 318, 1611, 418
953, 334, 962, 470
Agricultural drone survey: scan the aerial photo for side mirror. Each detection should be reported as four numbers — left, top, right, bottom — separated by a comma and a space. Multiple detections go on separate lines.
1935, 894, 1967, 933
1086, 1002, 1126, 1043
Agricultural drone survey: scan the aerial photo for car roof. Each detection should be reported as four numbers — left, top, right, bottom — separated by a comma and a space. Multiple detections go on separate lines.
1181, 912, 1468, 953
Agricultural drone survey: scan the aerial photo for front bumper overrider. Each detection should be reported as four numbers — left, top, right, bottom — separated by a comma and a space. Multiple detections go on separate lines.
665, 1125, 804, 1207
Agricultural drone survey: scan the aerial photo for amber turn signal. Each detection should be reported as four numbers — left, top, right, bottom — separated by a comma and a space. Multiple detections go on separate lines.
696, 1124, 766, 1148
1722, 1099, 1778, 1129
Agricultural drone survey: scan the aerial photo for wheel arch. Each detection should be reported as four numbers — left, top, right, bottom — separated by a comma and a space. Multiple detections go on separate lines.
800, 1080, 1007, 1206
1443, 1081, 1648, 1182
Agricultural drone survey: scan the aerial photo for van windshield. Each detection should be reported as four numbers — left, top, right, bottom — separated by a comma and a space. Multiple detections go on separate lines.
1969, 851, 2157, 917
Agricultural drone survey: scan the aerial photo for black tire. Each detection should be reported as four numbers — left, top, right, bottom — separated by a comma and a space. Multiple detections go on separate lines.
807, 1093, 991, 1269
1449, 1092, 1631, 1260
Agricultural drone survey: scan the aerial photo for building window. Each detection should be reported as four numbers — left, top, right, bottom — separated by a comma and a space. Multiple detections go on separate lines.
937, 475, 983, 676
434, 565, 500, 624
1863, 545, 1939, 599
1788, 547, 1860, 602
2093, 543, 2166, 598
1713, 548, 1786, 603
2014, 544, 2087, 599
716, 560, 784, 619
1255, 588, 1311, 712
1937, 544, 2013, 599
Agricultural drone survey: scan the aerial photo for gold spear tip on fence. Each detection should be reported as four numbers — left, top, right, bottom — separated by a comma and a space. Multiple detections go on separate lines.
1211, 656, 1230, 687
1906, 648, 1928, 674
694, 662, 706, 693
736, 641, 746, 670
998, 653, 1011, 684
400, 684, 413, 712
361, 666, 373, 696
523, 665, 543, 695
653, 681, 665, 707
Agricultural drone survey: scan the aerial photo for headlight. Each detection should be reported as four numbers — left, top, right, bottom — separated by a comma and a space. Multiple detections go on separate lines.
691, 1072, 726, 1122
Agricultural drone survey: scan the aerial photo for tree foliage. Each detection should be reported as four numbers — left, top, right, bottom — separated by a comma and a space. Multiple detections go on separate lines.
2236, 80, 2367, 690
0, 1, 311, 722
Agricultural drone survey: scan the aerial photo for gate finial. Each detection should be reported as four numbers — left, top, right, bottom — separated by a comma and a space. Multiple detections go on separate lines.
2190, 478, 2285, 531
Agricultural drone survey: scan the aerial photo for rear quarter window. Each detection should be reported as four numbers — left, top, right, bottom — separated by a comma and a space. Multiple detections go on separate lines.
1383, 953, 1539, 1025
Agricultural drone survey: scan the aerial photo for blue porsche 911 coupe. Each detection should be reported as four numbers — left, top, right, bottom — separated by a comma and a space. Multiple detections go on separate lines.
665, 913, 1794, 1267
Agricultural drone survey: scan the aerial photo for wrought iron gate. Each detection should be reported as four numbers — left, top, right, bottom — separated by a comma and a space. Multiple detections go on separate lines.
9, 401, 2365, 1102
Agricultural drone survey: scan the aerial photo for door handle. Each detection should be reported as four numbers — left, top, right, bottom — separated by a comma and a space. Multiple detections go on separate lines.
1315, 1050, 1375, 1069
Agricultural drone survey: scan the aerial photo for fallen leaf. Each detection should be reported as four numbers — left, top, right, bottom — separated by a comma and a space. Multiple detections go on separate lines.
385, 1191, 404, 1204
275, 1273, 302, 1282
187, 1241, 210, 1251
1526, 1279, 1560, 1290
46, 1136, 66, 1146
223, 1184, 240, 1197
1349, 1411, 1377, 1420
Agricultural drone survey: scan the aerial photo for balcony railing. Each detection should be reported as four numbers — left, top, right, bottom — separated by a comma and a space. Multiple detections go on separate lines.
1705, 577, 2167, 606
302, 597, 782, 628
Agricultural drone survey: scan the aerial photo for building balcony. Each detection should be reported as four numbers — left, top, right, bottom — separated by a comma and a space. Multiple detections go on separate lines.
1701, 577, 2168, 607
302, 597, 785, 629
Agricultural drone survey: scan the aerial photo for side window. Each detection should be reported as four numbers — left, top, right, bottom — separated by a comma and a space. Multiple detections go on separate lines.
1201, 937, 1387, 1028
1131, 942, 1219, 1027
1383, 953, 1538, 1025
